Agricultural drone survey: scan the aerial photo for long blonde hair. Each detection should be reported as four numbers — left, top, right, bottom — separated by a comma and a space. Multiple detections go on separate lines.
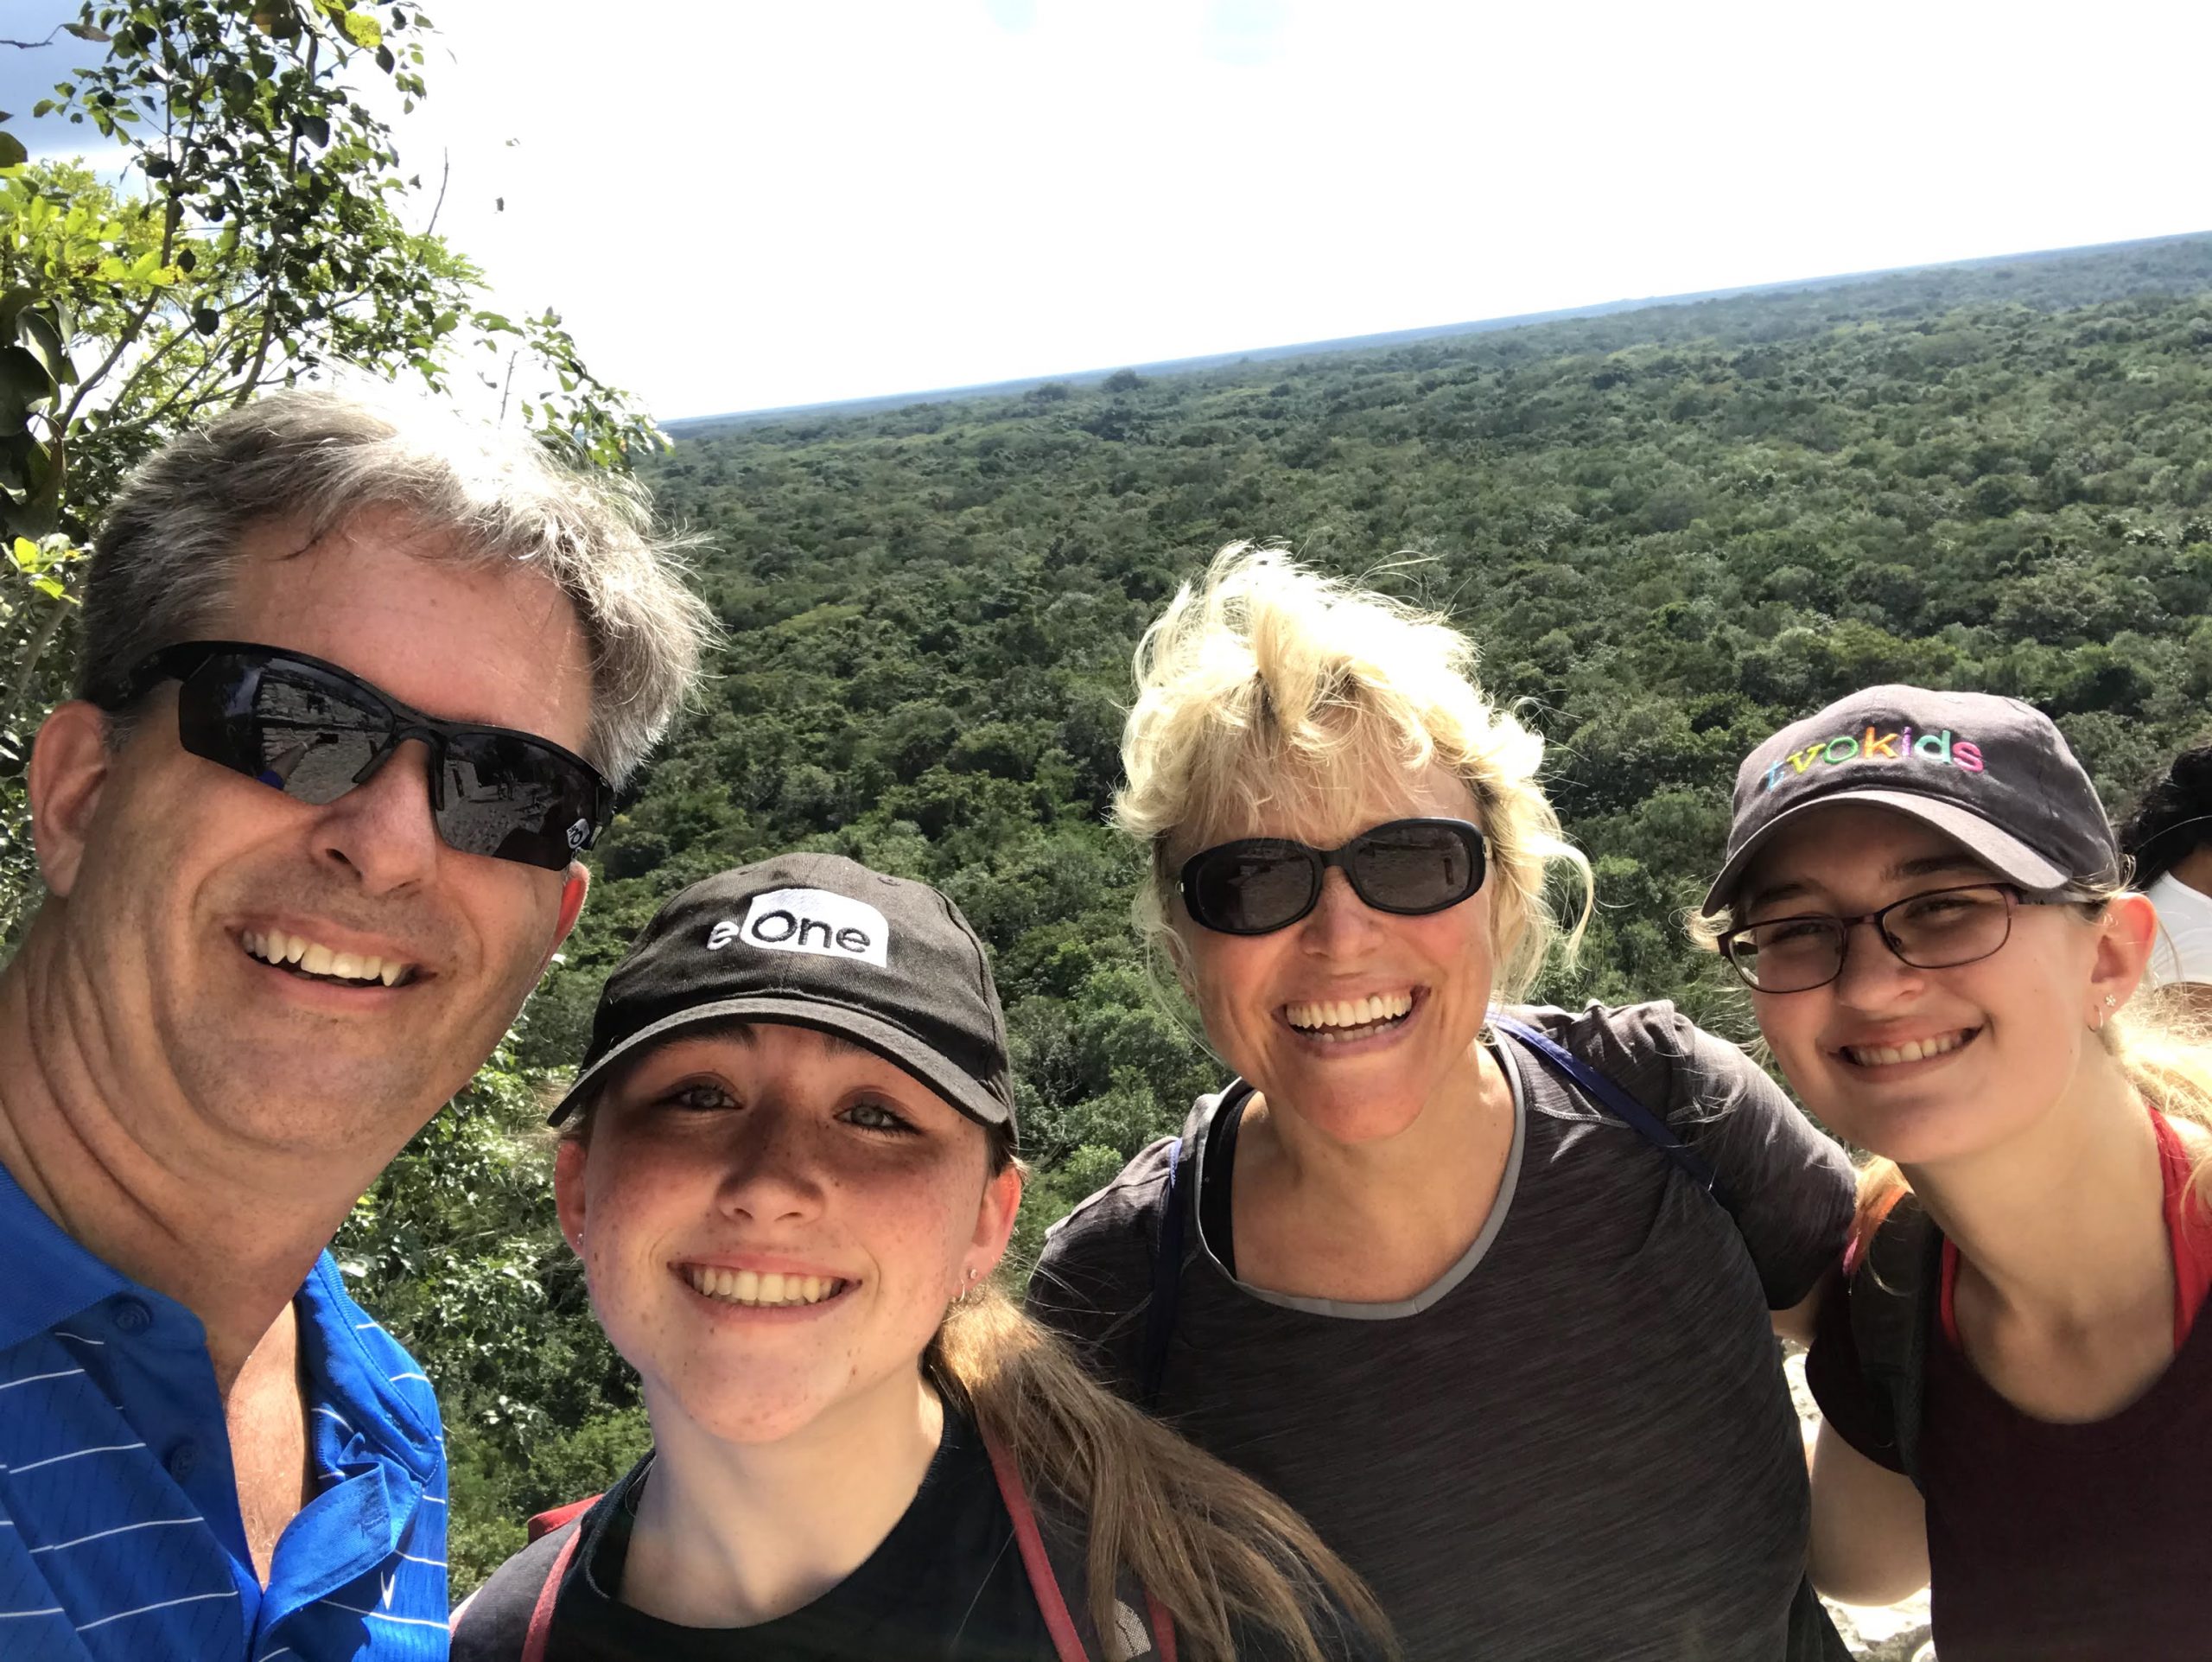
931, 1286, 1393, 1662
1116, 542, 1591, 1003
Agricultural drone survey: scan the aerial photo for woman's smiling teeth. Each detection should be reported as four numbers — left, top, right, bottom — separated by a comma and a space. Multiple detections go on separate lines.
683, 1266, 846, 1308
243, 928, 412, 987
1842, 1028, 1975, 1068
1287, 990, 1414, 1041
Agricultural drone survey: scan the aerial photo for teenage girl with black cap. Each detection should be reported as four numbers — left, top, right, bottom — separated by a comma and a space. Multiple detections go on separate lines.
1699, 686, 2212, 1661
451, 853, 1389, 1662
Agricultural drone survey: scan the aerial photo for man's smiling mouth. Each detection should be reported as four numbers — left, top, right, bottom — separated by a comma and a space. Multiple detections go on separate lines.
243, 929, 416, 988
1840, 1028, 1978, 1068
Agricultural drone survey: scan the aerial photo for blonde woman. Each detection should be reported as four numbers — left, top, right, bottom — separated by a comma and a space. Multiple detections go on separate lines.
1699, 687, 2212, 1660
1028, 546, 1856, 1661
451, 855, 1390, 1662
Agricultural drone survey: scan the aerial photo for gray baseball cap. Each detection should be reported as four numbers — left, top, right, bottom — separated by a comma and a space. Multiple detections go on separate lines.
1702, 685, 2120, 916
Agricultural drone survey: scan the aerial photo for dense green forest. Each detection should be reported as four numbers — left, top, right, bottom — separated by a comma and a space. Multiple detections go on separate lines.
340, 235, 2212, 1586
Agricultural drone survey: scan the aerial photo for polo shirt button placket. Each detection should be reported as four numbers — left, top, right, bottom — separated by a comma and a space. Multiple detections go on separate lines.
165, 1440, 199, 1481
111, 1296, 152, 1334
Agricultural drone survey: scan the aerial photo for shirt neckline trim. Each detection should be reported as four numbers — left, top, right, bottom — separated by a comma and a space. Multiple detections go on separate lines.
1187, 1034, 1528, 1321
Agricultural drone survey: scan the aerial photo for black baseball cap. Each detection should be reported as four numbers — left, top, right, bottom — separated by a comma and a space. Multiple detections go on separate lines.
548, 853, 1017, 1140
1702, 685, 2120, 917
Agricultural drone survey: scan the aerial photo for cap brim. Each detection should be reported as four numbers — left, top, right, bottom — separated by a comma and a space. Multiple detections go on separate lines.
1700, 787, 2070, 916
546, 996, 1014, 1136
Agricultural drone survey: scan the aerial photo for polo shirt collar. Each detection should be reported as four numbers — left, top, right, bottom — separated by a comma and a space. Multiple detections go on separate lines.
0, 1155, 130, 1349
296, 1256, 444, 1484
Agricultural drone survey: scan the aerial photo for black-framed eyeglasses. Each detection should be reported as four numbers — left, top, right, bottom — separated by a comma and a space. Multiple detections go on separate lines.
1718, 882, 2075, 994
1178, 817, 1488, 935
90, 640, 612, 872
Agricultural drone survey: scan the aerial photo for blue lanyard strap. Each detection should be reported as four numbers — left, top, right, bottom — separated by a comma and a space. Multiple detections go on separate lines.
1489, 1014, 1734, 1214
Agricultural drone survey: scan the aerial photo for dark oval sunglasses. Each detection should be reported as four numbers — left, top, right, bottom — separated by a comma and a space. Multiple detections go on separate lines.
1178, 817, 1489, 935
90, 640, 613, 872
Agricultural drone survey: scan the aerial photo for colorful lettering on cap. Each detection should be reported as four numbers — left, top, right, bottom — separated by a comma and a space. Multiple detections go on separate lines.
717, 888, 892, 966
1760, 728, 1987, 793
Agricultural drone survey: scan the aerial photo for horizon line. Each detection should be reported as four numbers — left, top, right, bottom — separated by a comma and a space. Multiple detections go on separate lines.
665, 225, 2212, 431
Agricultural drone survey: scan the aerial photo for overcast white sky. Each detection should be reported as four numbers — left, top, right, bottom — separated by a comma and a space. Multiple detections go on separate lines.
15, 0, 2212, 419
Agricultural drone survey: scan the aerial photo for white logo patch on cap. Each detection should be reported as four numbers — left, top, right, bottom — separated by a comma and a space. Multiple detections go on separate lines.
709, 888, 890, 967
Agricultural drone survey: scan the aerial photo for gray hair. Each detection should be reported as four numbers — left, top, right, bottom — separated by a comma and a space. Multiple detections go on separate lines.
79, 388, 715, 786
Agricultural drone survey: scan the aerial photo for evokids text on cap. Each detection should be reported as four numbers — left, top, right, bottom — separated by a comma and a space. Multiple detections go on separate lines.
1702, 685, 2120, 917
548, 851, 1017, 1141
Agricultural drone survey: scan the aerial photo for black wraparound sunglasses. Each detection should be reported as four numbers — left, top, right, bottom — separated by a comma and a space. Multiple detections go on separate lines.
91, 640, 612, 872
1178, 817, 1489, 935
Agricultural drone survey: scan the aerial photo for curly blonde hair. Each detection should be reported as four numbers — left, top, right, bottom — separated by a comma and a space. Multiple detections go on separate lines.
1115, 543, 1592, 1002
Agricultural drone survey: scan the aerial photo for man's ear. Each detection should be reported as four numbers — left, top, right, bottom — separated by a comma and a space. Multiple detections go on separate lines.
541, 862, 590, 971
28, 702, 118, 899
553, 1137, 590, 1256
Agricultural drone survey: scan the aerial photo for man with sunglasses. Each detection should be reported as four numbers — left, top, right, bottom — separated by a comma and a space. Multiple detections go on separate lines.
0, 392, 710, 1660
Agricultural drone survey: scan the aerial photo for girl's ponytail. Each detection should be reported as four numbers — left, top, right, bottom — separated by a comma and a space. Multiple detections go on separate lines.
927, 1288, 1393, 1662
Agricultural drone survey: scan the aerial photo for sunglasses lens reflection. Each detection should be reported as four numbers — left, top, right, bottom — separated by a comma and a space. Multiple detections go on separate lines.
1353, 827, 1477, 913
1190, 843, 1317, 933
170, 648, 601, 871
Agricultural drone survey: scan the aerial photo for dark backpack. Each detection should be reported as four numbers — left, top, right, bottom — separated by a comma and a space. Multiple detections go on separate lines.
1842, 1193, 1945, 1488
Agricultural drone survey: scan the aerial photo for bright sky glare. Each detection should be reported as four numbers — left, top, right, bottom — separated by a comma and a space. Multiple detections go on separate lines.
16, 0, 2212, 420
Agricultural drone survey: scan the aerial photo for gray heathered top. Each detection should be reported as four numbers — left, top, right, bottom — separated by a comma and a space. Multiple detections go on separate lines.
1027, 1002, 1856, 1662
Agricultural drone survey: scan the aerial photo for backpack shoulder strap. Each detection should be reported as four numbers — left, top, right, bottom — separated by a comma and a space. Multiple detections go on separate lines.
1137, 1133, 1187, 1410
448, 1513, 587, 1662
1847, 1195, 1942, 1489
1490, 1013, 1734, 1213
982, 1423, 1177, 1662
522, 1527, 584, 1662
1138, 1081, 1254, 1410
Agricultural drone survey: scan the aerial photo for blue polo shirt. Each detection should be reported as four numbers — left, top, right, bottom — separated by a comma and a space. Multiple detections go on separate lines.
0, 1160, 450, 1660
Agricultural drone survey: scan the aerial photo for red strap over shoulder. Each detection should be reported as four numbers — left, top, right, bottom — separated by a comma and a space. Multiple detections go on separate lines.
527, 1495, 600, 1544
1148, 1589, 1179, 1662
520, 1525, 583, 1662
980, 1422, 1181, 1661
982, 1423, 1092, 1662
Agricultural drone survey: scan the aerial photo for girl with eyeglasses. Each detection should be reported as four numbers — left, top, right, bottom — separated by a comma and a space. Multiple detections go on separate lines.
1697, 686, 2212, 1661
1029, 545, 1857, 1661
451, 854, 1391, 1662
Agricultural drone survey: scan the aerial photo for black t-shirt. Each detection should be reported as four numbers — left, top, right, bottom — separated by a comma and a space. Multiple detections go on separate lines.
454, 1410, 1056, 1661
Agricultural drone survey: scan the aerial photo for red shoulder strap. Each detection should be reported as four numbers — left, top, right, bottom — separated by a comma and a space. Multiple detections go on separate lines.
521, 1525, 583, 1662
528, 1495, 600, 1544
1148, 1589, 1179, 1662
982, 1423, 1092, 1662
979, 1423, 1177, 1662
